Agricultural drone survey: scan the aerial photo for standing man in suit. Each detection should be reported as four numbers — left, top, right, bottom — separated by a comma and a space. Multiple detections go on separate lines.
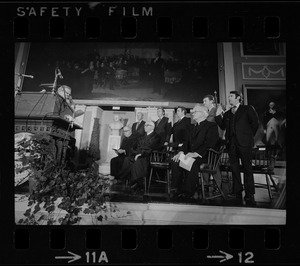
215, 91, 259, 206
109, 126, 138, 180
170, 106, 191, 151
118, 121, 161, 189
132, 112, 146, 138
171, 104, 219, 199
203, 94, 224, 188
203, 94, 217, 122
154, 107, 171, 150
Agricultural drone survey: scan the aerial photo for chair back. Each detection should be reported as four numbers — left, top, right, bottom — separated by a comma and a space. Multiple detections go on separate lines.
150, 150, 177, 167
252, 145, 280, 171
219, 149, 230, 169
202, 145, 225, 171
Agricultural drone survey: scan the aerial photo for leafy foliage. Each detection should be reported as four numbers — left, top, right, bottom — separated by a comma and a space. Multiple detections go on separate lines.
16, 133, 130, 225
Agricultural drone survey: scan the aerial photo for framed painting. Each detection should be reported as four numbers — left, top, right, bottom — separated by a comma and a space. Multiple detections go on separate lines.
243, 84, 286, 160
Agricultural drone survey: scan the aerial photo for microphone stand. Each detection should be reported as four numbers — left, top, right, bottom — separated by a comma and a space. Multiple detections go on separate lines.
52, 67, 63, 94
15, 73, 34, 97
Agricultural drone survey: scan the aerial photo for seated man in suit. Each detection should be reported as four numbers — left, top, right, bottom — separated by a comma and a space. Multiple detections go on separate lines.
169, 106, 191, 151
118, 121, 161, 189
110, 126, 138, 180
132, 112, 146, 138
171, 104, 219, 199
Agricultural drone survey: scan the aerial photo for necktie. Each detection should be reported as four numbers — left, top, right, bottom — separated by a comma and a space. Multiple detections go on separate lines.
230, 107, 236, 136
231, 106, 237, 114
157, 118, 161, 125
136, 122, 140, 130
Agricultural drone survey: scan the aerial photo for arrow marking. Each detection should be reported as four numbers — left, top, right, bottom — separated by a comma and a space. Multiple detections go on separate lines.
207, 250, 233, 263
55, 251, 81, 263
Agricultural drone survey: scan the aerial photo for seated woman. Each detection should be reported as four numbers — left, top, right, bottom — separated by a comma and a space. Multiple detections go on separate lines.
110, 126, 138, 180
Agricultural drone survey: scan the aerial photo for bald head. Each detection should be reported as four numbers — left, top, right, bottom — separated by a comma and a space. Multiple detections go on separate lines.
123, 126, 132, 137
144, 121, 155, 133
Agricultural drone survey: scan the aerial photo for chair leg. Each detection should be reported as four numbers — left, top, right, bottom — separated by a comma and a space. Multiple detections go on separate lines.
148, 168, 153, 194
144, 176, 147, 195
167, 170, 170, 196
200, 173, 206, 202
265, 174, 273, 200
213, 174, 226, 200
269, 174, 279, 192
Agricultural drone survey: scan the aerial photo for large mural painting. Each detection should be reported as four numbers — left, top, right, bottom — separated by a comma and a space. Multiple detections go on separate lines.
21, 42, 219, 102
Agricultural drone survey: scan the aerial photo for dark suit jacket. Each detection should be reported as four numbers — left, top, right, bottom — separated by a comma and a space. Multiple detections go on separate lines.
207, 106, 217, 122
132, 120, 146, 137
171, 116, 191, 148
154, 116, 171, 147
131, 131, 161, 158
215, 105, 259, 147
120, 134, 138, 156
180, 120, 219, 157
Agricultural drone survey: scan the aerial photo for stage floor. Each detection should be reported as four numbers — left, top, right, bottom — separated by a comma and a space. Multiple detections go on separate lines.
15, 193, 285, 225
15, 162, 286, 225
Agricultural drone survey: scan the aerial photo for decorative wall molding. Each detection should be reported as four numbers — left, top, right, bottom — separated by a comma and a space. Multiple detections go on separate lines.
242, 63, 286, 80
240, 43, 285, 57
15, 122, 75, 140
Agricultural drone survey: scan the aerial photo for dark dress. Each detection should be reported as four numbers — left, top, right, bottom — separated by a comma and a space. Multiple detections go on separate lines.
118, 131, 161, 183
110, 134, 138, 179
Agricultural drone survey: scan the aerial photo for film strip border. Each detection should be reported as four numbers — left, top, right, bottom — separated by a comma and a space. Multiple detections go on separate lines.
14, 15, 281, 40
11, 226, 284, 264
5, 2, 297, 41
1, 1, 299, 265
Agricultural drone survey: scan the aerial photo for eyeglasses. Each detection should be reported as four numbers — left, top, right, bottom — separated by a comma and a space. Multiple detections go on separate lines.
144, 124, 152, 127
192, 110, 203, 113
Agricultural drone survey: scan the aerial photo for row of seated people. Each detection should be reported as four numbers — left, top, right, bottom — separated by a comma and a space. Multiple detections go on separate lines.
109, 91, 275, 207
109, 104, 220, 199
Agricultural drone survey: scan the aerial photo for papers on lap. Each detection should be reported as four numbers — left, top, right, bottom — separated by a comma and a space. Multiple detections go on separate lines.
178, 153, 195, 172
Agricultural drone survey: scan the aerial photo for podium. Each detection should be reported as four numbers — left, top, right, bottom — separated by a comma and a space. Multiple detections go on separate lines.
15, 92, 82, 165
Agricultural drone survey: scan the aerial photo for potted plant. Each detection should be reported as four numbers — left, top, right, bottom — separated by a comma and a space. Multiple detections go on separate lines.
16, 133, 130, 225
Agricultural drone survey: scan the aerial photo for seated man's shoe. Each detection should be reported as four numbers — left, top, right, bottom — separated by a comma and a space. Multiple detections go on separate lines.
227, 192, 243, 206
182, 192, 194, 199
182, 193, 196, 203
227, 192, 242, 199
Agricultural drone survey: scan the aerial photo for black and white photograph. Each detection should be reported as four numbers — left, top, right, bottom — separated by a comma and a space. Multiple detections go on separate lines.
14, 42, 286, 225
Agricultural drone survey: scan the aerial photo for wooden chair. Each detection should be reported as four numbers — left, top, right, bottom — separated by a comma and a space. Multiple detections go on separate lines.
250, 145, 280, 201
219, 149, 232, 194
146, 149, 176, 199
198, 146, 226, 202
219, 145, 280, 201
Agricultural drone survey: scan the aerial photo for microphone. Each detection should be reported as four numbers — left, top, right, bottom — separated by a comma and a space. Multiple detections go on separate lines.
57, 68, 63, 79
16, 73, 34, 78
22, 74, 34, 78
